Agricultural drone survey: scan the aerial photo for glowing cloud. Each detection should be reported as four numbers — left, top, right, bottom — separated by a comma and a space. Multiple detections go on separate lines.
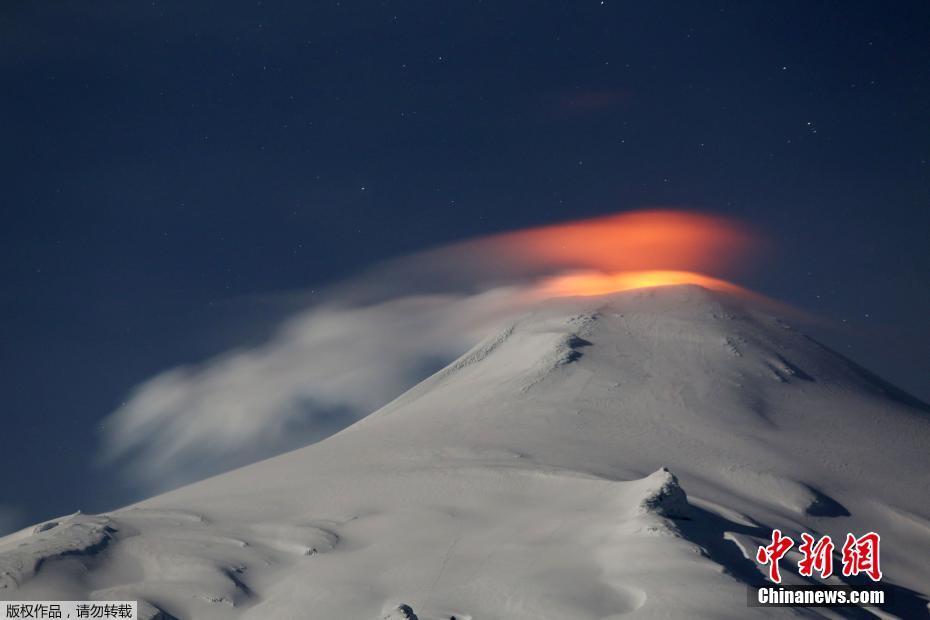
464, 210, 758, 276
535, 270, 753, 298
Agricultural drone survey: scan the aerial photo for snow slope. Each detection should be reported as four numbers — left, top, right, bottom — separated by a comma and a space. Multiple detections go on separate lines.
2, 285, 929, 619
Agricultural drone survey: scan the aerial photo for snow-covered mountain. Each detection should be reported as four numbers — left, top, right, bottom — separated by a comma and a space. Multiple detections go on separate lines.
2, 285, 929, 619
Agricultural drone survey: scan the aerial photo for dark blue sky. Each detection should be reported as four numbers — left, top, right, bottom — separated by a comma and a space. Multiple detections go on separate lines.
2, 1, 928, 533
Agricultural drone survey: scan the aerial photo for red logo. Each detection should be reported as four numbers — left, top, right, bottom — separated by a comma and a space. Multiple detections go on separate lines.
798, 533, 834, 578
841, 532, 882, 582
756, 530, 881, 584
756, 529, 794, 583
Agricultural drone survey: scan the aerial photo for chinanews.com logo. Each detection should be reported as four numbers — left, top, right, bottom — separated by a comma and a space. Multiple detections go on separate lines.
749, 529, 889, 608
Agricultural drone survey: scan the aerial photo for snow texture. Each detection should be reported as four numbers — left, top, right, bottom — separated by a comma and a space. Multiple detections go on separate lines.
2, 285, 929, 618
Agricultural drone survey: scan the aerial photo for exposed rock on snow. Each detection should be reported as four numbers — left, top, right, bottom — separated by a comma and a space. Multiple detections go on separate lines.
381, 603, 419, 620
636, 467, 690, 519
0, 513, 115, 590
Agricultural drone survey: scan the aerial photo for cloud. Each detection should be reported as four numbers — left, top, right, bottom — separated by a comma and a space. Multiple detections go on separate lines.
101, 209, 762, 490
102, 287, 536, 490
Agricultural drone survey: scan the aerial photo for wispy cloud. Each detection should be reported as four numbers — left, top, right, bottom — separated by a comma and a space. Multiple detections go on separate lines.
101, 288, 536, 490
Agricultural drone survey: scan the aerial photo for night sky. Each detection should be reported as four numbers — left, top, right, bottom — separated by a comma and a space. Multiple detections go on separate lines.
2, 1, 929, 533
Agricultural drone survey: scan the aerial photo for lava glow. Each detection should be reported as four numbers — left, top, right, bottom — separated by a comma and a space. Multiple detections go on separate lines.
535, 270, 754, 298
449, 210, 761, 298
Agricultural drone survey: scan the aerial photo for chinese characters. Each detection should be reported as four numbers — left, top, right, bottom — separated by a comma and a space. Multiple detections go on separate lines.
756, 530, 881, 584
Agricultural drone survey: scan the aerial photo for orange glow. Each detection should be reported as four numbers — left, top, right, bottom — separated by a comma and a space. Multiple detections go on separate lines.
476, 210, 758, 275
535, 270, 753, 298
402, 208, 804, 316
411, 209, 770, 303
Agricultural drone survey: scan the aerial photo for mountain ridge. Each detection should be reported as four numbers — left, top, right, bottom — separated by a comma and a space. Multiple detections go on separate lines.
3, 285, 929, 619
